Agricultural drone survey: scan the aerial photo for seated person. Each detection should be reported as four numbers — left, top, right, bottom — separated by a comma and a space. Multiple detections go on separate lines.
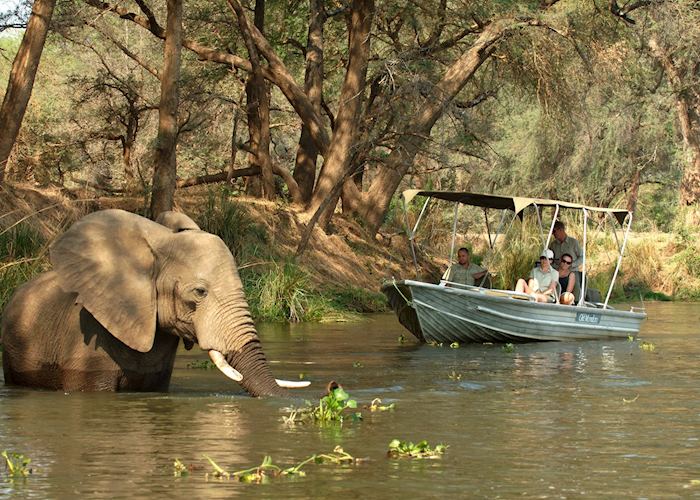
514, 249, 558, 303
557, 252, 580, 305
443, 247, 488, 286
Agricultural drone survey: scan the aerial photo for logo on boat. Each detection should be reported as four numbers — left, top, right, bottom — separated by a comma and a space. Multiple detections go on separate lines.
576, 312, 601, 325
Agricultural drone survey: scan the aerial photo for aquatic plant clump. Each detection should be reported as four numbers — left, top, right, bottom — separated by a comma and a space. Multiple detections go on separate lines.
368, 398, 395, 412
283, 386, 360, 424
502, 343, 516, 353
387, 440, 448, 459
186, 360, 215, 369
2, 451, 32, 477
196, 447, 357, 484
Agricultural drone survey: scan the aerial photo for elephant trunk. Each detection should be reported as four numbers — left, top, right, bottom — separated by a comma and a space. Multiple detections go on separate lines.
222, 341, 288, 397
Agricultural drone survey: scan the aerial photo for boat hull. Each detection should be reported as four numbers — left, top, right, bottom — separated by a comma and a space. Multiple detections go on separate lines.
382, 280, 646, 344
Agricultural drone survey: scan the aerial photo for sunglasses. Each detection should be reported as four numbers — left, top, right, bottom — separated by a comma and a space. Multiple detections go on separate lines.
562, 260, 572, 265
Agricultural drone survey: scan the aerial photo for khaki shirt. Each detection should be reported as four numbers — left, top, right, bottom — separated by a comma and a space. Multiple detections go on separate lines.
529, 266, 559, 293
549, 236, 583, 271
445, 263, 486, 286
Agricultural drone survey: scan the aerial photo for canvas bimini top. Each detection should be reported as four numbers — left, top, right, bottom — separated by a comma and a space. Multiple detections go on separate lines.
401, 190, 631, 225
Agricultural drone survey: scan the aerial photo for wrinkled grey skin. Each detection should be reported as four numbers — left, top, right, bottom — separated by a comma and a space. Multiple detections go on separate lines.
1, 209, 287, 397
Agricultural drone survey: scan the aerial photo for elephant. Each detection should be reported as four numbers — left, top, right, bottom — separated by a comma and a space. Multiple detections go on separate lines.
1, 209, 309, 396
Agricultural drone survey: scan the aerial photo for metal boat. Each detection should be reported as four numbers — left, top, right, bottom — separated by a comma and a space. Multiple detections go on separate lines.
382, 190, 647, 343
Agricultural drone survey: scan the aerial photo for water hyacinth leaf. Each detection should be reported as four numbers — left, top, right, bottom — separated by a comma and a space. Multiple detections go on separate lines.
332, 387, 349, 401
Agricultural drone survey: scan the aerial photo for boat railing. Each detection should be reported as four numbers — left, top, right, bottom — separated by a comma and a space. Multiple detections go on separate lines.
439, 280, 536, 301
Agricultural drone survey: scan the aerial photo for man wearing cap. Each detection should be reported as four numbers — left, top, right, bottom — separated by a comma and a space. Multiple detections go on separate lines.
515, 249, 559, 303
548, 221, 582, 272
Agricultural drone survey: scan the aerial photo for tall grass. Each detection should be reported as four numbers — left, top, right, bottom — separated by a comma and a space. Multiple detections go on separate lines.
0, 224, 48, 315
244, 261, 331, 322
489, 218, 542, 290
195, 188, 267, 263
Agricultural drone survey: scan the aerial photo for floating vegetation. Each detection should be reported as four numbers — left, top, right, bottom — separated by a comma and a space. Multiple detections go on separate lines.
368, 398, 395, 412
398, 334, 406, 344
352, 361, 364, 368
502, 343, 516, 353
640, 341, 656, 352
627, 335, 634, 342
186, 360, 215, 369
173, 459, 189, 477
428, 341, 443, 347
2, 451, 32, 478
449, 342, 459, 349
622, 394, 640, 404
283, 386, 359, 424
387, 440, 447, 459
448, 371, 462, 381
199, 447, 357, 484
683, 479, 700, 489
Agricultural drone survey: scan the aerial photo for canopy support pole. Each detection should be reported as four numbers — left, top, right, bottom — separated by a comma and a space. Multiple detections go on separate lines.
449, 203, 460, 262
534, 204, 544, 248
484, 209, 493, 250
412, 197, 431, 236
544, 205, 560, 252
491, 210, 510, 248
578, 208, 588, 306
403, 197, 421, 278
605, 212, 633, 308
608, 212, 621, 252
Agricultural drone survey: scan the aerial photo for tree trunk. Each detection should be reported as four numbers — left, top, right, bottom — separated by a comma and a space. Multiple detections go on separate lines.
149, 0, 183, 218
230, 0, 275, 200
648, 36, 700, 206
0, 0, 56, 183
626, 168, 640, 213
122, 110, 139, 192
359, 18, 522, 233
293, 0, 325, 204
304, 0, 374, 227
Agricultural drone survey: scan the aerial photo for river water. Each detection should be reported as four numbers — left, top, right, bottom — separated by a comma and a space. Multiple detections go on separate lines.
1, 302, 699, 498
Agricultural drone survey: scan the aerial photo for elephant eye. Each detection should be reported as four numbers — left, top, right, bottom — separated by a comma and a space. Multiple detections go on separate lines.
193, 287, 208, 299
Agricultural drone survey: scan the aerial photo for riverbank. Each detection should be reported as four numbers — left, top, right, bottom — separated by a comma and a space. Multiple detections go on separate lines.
1, 183, 698, 324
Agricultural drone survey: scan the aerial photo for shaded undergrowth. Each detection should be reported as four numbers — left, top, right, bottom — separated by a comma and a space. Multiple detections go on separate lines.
0, 223, 49, 315
197, 189, 386, 322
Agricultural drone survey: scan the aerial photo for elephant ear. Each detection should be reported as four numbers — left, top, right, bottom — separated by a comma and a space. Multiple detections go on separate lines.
50, 209, 163, 353
156, 211, 200, 232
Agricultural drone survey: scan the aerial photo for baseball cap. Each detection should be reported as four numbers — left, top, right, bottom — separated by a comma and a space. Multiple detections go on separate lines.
540, 249, 554, 259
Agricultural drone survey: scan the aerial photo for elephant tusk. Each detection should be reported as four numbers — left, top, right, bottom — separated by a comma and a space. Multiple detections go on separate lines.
208, 350, 243, 382
275, 379, 311, 389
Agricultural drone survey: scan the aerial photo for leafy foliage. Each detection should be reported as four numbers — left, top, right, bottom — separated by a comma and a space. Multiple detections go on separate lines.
283, 386, 361, 425
198, 446, 357, 484
2, 451, 32, 478
387, 440, 447, 459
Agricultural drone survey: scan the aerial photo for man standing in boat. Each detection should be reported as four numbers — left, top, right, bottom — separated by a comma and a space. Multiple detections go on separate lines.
549, 221, 582, 273
443, 247, 488, 286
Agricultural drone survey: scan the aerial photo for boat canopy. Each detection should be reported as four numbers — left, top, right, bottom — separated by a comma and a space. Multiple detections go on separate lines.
402, 190, 631, 225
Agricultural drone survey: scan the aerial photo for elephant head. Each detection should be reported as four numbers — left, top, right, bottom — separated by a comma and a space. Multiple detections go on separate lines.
49, 209, 307, 397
